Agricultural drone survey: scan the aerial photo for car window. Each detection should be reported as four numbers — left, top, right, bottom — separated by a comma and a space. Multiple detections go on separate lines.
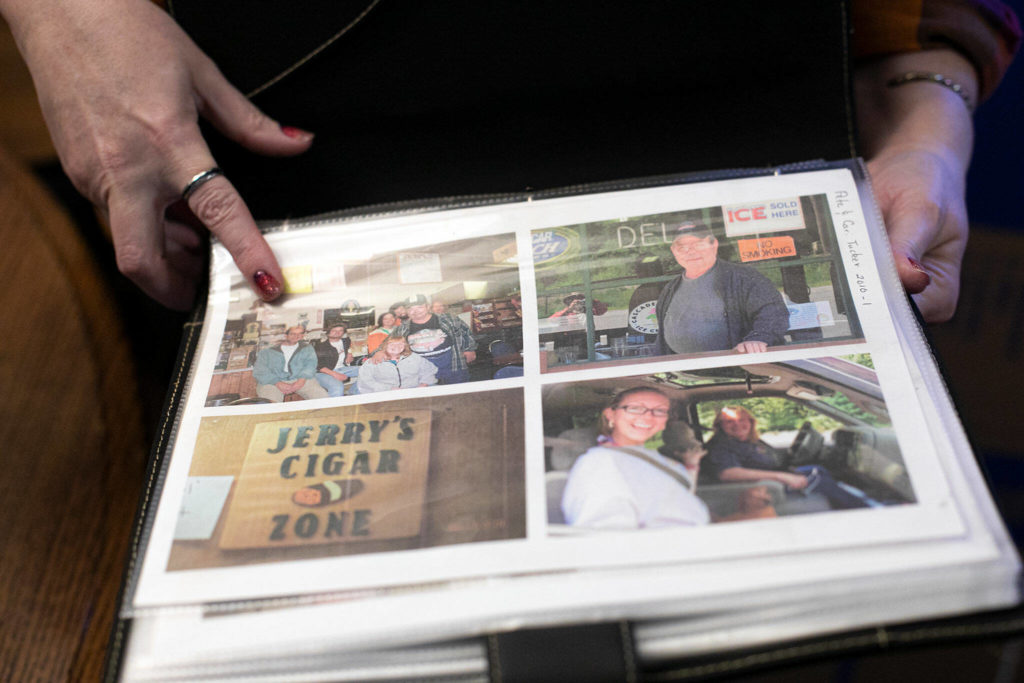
815, 391, 890, 426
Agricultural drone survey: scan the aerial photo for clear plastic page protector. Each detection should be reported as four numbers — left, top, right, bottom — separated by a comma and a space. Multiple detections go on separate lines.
123, 161, 1016, 645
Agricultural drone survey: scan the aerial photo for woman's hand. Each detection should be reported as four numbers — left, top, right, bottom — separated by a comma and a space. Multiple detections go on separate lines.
776, 472, 809, 490
855, 49, 977, 323
2, 0, 312, 309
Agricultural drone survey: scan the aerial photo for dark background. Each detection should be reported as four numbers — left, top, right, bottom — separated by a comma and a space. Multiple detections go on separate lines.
934, 0, 1024, 547
966, 0, 1024, 230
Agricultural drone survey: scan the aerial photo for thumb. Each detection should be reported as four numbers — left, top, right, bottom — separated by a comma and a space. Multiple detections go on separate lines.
877, 193, 938, 296
889, 236, 932, 296
191, 55, 314, 156
884, 201, 966, 322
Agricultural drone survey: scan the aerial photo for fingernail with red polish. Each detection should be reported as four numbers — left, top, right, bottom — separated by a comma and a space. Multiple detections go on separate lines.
281, 125, 314, 140
907, 258, 931, 287
253, 270, 283, 301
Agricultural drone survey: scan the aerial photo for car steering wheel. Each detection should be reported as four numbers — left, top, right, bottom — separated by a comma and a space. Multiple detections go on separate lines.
788, 421, 823, 465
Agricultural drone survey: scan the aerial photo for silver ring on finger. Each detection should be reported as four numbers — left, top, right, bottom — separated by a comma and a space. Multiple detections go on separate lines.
182, 167, 225, 201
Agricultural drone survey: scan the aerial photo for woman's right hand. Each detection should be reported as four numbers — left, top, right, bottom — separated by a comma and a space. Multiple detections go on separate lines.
2, 0, 313, 309
776, 472, 809, 490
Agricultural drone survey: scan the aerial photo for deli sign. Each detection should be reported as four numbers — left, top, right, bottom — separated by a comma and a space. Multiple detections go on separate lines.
723, 198, 805, 237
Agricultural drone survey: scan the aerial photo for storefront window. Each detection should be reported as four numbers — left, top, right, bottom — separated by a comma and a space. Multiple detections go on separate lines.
533, 194, 862, 369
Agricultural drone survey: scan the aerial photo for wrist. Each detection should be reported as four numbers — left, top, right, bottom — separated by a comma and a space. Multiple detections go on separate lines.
887, 72, 973, 112
857, 48, 978, 108
855, 49, 975, 166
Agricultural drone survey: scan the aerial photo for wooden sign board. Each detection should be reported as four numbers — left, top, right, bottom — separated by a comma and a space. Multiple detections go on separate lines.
219, 410, 432, 549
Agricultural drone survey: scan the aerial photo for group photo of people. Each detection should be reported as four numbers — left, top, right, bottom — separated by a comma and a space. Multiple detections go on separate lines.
533, 194, 866, 371
204, 234, 524, 406
542, 356, 915, 532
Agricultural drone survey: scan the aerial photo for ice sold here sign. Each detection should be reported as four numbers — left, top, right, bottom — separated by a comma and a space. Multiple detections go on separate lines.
722, 198, 805, 237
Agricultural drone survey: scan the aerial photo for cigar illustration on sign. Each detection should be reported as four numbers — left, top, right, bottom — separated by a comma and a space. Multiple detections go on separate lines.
292, 479, 366, 507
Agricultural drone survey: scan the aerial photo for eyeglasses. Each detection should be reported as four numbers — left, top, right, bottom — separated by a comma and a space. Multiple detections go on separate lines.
616, 404, 670, 418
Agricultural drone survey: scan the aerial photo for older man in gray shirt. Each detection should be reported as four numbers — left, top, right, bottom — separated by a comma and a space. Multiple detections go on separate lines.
655, 222, 790, 355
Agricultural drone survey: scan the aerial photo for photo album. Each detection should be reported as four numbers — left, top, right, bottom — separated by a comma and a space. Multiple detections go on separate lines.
112, 161, 1020, 681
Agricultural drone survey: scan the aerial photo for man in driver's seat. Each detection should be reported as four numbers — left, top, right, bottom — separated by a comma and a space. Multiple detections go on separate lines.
703, 406, 874, 510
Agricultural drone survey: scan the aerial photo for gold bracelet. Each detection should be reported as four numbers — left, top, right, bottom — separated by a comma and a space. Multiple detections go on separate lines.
887, 72, 974, 112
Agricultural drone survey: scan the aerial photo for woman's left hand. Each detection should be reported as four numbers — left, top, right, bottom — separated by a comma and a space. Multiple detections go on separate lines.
865, 148, 968, 322
855, 49, 977, 323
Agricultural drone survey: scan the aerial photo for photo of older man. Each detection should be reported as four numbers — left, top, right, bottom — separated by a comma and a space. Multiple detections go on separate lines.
655, 221, 789, 355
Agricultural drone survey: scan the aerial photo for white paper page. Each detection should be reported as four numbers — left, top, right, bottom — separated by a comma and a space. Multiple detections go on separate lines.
128, 532, 1012, 667
173, 476, 233, 540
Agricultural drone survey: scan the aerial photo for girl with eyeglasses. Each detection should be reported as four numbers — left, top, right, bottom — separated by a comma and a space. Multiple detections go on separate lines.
561, 387, 710, 530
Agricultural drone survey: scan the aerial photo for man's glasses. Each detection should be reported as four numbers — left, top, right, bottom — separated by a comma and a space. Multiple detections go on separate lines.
616, 404, 670, 417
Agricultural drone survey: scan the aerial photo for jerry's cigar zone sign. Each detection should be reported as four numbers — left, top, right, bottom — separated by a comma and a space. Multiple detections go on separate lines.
219, 411, 432, 549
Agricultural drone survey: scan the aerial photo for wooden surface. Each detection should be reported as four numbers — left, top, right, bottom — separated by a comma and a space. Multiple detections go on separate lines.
0, 18, 55, 164
0, 142, 147, 680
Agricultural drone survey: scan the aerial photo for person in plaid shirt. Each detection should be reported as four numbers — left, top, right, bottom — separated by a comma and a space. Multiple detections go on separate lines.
384, 294, 477, 385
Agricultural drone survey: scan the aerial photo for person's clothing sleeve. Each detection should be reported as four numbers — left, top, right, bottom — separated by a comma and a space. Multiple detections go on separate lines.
737, 270, 791, 346
366, 330, 387, 354
703, 436, 744, 482
415, 356, 439, 386
252, 349, 281, 385
438, 316, 475, 372
852, 0, 1021, 101
562, 453, 641, 529
450, 315, 478, 352
291, 345, 320, 379
654, 278, 677, 356
357, 363, 387, 393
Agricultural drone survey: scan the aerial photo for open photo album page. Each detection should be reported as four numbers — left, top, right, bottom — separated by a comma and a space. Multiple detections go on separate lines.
128, 167, 984, 613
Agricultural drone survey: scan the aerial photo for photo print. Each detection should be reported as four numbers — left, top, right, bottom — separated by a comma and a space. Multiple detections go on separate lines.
532, 195, 864, 371
541, 355, 913, 533
205, 233, 523, 406
169, 389, 526, 571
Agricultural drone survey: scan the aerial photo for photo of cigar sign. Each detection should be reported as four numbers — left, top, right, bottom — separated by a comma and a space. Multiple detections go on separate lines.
218, 411, 432, 549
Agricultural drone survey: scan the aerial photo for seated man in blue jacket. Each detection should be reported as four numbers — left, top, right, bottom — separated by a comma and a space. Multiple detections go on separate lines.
253, 325, 329, 402
655, 222, 790, 355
